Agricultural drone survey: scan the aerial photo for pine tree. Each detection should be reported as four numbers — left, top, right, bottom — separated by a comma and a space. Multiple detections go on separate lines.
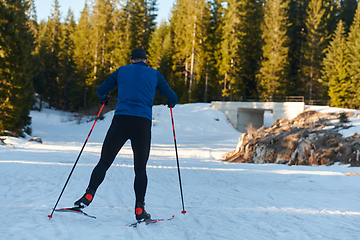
148, 22, 174, 104
257, 0, 290, 99
241, 0, 264, 96
190, 0, 215, 102
121, 0, 157, 50
302, 0, 326, 100
0, 0, 35, 135
170, 0, 191, 101
187, 0, 202, 101
107, 0, 121, 72
287, 0, 308, 96
148, 22, 172, 74
170, 0, 206, 102
322, 20, 350, 107
142, 0, 158, 50
27, 0, 39, 40
114, 0, 133, 67
38, 0, 63, 109
59, 9, 76, 110
323, 0, 340, 45
346, 1, 360, 108
204, 0, 224, 102
72, 1, 92, 110
218, 0, 245, 100
27, 0, 42, 104
33, 20, 47, 108
340, 0, 358, 33
90, 0, 113, 89
192, 0, 224, 102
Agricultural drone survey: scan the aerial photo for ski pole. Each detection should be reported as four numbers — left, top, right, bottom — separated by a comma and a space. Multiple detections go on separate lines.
169, 106, 186, 214
48, 103, 105, 219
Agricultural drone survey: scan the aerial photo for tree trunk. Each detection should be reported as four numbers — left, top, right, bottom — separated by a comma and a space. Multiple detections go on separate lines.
189, 0, 197, 101
223, 72, 227, 101
94, 29, 99, 80
205, 63, 208, 102
84, 61, 87, 110
102, 31, 106, 68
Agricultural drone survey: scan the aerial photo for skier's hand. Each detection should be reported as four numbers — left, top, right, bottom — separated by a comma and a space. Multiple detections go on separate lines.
165, 101, 175, 108
100, 95, 109, 105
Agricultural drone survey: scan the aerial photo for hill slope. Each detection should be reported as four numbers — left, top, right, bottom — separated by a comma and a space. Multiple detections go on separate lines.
1, 103, 360, 240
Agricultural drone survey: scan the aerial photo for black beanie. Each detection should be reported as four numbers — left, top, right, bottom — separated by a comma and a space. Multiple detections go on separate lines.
131, 49, 147, 59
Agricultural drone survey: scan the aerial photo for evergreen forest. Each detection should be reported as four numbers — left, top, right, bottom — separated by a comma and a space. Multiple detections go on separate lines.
1, 0, 360, 136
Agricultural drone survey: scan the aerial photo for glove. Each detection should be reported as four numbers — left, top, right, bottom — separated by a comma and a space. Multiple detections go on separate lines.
100, 95, 109, 105
165, 101, 175, 108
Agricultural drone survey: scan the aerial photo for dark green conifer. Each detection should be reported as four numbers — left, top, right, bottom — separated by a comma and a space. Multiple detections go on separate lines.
302, 0, 326, 100
257, 0, 290, 99
322, 20, 350, 107
0, 0, 35, 135
346, 1, 360, 108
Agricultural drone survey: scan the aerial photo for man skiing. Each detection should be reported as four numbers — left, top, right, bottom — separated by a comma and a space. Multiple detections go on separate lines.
74, 49, 178, 221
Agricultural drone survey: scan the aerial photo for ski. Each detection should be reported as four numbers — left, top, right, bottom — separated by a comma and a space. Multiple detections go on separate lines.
53, 207, 96, 219
125, 215, 175, 227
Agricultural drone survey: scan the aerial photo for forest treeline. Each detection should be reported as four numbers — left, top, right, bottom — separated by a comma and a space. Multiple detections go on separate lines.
1, 0, 360, 135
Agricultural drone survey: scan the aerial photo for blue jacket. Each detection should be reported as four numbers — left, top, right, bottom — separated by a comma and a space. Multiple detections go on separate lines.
97, 61, 178, 121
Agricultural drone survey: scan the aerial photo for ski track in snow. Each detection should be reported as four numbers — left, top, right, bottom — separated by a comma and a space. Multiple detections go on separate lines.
1, 103, 360, 240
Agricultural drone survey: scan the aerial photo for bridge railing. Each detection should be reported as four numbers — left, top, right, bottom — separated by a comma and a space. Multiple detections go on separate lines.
211, 96, 305, 102
305, 100, 330, 106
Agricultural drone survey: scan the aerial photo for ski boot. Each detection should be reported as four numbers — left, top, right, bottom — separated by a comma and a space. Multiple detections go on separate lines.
135, 202, 151, 221
74, 188, 95, 209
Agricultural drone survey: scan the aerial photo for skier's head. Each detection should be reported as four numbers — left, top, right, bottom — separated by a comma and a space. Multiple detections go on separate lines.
130, 49, 148, 64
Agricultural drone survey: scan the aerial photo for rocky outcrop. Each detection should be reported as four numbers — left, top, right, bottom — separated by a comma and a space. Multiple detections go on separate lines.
224, 110, 360, 167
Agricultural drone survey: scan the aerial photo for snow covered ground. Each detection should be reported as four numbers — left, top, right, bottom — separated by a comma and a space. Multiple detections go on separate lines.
1, 103, 360, 240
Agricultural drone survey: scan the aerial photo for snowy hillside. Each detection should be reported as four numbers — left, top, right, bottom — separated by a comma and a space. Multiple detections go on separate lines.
1, 103, 360, 240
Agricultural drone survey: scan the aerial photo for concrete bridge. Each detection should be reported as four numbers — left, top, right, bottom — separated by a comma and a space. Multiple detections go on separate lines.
211, 101, 305, 132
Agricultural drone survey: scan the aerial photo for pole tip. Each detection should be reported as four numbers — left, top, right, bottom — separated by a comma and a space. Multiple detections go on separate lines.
48, 215, 52, 219
181, 211, 186, 214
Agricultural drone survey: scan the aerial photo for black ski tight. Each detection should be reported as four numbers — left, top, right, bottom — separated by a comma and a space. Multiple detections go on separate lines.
88, 114, 151, 203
